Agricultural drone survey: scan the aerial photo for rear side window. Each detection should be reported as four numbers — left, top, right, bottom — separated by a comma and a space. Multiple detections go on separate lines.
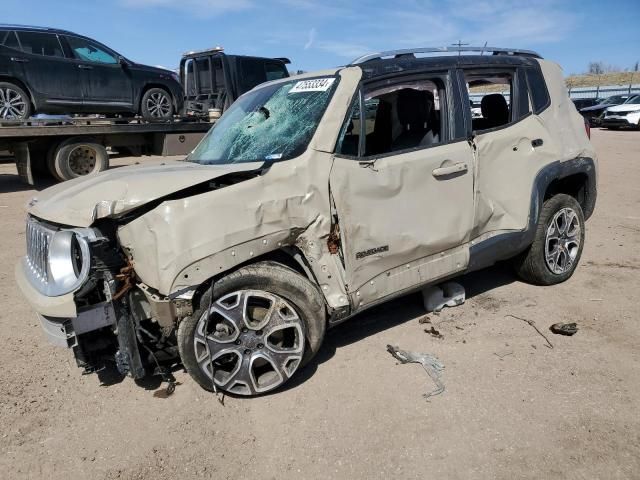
17, 31, 64, 58
525, 67, 550, 113
4, 31, 20, 50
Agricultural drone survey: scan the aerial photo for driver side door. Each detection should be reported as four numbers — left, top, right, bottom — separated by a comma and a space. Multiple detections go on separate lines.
62, 35, 133, 109
329, 72, 475, 309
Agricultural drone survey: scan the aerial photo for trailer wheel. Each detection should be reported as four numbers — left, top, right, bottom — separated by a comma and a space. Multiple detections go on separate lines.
51, 138, 109, 181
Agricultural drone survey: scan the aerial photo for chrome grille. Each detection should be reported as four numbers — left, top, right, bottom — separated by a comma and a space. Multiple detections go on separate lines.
25, 217, 55, 284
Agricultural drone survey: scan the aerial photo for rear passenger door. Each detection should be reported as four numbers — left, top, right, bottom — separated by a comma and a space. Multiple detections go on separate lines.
329, 72, 475, 308
63, 35, 133, 108
14, 31, 83, 106
463, 66, 556, 238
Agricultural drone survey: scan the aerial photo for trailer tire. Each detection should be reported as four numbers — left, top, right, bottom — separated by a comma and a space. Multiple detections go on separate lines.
52, 138, 109, 181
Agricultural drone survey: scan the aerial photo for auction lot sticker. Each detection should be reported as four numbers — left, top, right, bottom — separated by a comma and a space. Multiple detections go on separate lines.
289, 78, 336, 93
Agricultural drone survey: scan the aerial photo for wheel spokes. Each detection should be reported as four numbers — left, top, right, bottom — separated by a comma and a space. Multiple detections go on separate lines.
193, 289, 305, 395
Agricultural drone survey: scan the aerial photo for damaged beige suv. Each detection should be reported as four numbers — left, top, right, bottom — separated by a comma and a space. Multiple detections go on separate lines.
16, 47, 597, 396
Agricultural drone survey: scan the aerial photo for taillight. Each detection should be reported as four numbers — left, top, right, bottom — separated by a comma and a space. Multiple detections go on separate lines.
584, 117, 591, 139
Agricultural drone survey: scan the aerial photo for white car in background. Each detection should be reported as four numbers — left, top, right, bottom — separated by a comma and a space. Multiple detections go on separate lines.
602, 95, 640, 129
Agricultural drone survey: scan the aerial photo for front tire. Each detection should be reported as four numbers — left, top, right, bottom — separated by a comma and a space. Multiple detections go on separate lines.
0, 82, 31, 120
140, 88, 174, 121
178, 262, 326, 396
514, 194, 585, 285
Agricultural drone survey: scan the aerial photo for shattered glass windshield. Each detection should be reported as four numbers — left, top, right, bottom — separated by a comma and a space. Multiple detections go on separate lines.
186, 77, 339, 165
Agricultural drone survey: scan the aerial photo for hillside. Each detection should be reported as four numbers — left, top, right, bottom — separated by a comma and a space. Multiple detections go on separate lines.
565, 71, 639, 88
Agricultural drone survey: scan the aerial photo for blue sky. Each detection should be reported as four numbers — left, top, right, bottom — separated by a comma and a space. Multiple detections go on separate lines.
3, 0, 639, 75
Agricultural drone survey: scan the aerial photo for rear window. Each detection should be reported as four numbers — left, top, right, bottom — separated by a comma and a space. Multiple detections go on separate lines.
17, 31, 64, 58
525, 67, 550, 114
0, 30, 20, 50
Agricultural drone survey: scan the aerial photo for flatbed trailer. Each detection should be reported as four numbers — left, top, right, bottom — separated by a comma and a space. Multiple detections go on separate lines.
0, 117, 212, 184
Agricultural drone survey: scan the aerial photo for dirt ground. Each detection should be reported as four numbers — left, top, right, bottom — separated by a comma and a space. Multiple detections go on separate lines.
0, 128, 638, 480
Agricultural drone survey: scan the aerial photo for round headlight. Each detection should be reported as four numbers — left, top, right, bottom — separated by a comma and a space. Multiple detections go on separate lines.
48, 230, 91, 295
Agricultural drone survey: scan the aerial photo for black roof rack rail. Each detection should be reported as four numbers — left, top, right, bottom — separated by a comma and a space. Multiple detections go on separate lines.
351, 46, 542, 64
0, 24, 73, 34
273, 57, 291, 64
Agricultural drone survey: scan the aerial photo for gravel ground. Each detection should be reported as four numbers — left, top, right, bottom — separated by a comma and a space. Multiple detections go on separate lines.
0, 129, 638, 479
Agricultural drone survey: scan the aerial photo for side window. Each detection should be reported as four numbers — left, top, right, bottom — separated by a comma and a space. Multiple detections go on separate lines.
265, 62, 288, 81
464, 70, 530, 132
338, 78, 444, 157
17, 32, 64, 58
66, 36, 118, 64
525, 67, 550, 113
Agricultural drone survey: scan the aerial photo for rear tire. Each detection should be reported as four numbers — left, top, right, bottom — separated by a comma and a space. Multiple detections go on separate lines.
0, 82, 31, 120
514, 194, 585, 285
51, 138, 109, 181
140, 88, 174, 121
178, 262, 326, 396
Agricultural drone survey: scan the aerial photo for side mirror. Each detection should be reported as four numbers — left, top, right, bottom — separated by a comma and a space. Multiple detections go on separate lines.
118, 56, 128, 67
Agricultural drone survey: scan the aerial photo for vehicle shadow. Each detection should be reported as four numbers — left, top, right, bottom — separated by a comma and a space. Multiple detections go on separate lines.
98, 262, 517, 397
0, 173, 56, 194
278, 261, 518, 394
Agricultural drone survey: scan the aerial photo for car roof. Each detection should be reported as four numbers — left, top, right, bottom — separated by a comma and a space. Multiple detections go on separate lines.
356, 54, 541, 80
0, 24, 76, 35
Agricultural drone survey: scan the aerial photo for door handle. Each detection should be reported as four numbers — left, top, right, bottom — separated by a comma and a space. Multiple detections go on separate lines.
432, 162, 468, 178
10, 57, 29, 63
531, 138, 544, 148
78, 64, 93, 70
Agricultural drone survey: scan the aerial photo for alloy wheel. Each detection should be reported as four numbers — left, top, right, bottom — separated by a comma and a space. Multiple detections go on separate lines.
146, 92, 172, 118
0, 87, 28, 120
193, 290, 305, 396
544, 207, 581, 274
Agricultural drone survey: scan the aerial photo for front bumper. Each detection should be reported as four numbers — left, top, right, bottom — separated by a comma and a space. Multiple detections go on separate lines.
15, 260, 77, 318
602, 115, 639, 128
36, 302, 117, 348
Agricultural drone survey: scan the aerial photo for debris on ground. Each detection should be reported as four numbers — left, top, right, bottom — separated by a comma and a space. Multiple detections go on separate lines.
386, 345, 445, 400
550, 322, 578, 336
424, 326, 443, 339
505, 314, 554, 349
422, 281, 465, 313
418, 316, 431, 324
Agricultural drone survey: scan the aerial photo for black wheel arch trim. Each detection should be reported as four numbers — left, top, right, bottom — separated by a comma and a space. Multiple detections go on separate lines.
468, 155, 596, 272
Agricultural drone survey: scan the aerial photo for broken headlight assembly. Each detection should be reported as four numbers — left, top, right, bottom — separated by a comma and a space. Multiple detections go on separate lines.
25, 216, 97, 296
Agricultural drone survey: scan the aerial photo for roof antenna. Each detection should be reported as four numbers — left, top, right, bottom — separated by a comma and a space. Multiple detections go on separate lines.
451, 40, 469, 56
480, 41, 488, 56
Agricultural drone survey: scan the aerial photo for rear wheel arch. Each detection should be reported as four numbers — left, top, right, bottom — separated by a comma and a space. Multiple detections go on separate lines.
0, 76, 34, 105
532, 157, 597, 228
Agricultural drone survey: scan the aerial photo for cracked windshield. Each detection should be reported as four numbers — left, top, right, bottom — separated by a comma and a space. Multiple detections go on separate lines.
186, 77, 338, 165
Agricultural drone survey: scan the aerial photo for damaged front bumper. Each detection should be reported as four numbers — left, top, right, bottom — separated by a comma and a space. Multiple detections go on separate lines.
15, 222, 187, 380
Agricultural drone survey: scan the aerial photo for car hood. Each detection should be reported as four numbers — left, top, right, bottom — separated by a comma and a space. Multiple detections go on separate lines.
580, 103, 614, 112
28, 160, 264, 227
607, 104, 640, 113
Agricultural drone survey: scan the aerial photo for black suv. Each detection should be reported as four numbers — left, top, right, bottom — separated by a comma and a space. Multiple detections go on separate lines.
0, 25, 184, 120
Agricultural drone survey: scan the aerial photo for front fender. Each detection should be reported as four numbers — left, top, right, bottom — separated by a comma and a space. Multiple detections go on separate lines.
116, 152, 348, 309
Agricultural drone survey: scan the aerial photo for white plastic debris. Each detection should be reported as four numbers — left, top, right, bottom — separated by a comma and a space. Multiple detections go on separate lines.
422, 281, 465, 313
